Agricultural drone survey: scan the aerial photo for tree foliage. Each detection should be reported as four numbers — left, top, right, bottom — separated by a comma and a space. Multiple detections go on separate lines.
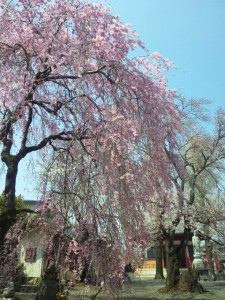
0, 0, 187, 294
0, 193, 27, 215
0, 0, 182, 243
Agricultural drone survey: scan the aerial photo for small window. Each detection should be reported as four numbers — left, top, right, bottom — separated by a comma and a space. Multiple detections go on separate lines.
25, 247, 37, 263
147, 248, 156, 258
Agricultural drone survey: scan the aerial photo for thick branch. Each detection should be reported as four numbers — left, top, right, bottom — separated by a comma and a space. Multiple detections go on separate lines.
45, 65, 107, 81
21, 105, 33, 149
30, 99, 62, 115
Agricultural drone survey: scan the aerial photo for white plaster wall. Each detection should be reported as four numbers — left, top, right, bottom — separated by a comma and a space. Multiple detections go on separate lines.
20, 245, 43, 277
19, 232, 43, 278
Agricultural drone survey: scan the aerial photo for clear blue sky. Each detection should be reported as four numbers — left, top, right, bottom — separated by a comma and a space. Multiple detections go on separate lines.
0, 0, 225, 199
102, 0, 225, 110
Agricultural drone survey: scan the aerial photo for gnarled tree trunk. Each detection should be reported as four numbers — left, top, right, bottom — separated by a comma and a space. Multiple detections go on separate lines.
161, 227, 203, 294
164, 233, 180, 291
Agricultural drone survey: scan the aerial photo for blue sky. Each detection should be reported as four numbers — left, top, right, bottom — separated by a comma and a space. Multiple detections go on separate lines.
0, 0, 225, 199
102, 0, 225, 110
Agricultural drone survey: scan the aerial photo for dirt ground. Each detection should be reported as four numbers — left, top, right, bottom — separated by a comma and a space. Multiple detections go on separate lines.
119, 277, 225, 300
69, 276, 225, 300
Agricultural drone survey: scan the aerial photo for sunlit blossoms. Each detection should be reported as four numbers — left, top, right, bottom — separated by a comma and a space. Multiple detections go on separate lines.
0, 0, 184, 291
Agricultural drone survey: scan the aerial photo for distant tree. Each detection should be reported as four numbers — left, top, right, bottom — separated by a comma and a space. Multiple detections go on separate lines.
0, 193, 27, 215
164, 105, 225, 290
146, 101, 225, 291
0, 193, 31, 244
189, 129, 225, 279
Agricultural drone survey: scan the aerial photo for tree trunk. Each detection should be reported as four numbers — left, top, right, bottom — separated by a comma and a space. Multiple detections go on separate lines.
205, 237, 216, 280
165, 235, 180, 291
154, 240, 165, 279
161, 228, 204, 294
4, 160, 19, 211
0, 159, 19, 245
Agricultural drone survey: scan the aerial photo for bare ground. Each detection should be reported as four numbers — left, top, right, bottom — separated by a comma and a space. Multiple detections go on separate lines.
68, 277, 225, 300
